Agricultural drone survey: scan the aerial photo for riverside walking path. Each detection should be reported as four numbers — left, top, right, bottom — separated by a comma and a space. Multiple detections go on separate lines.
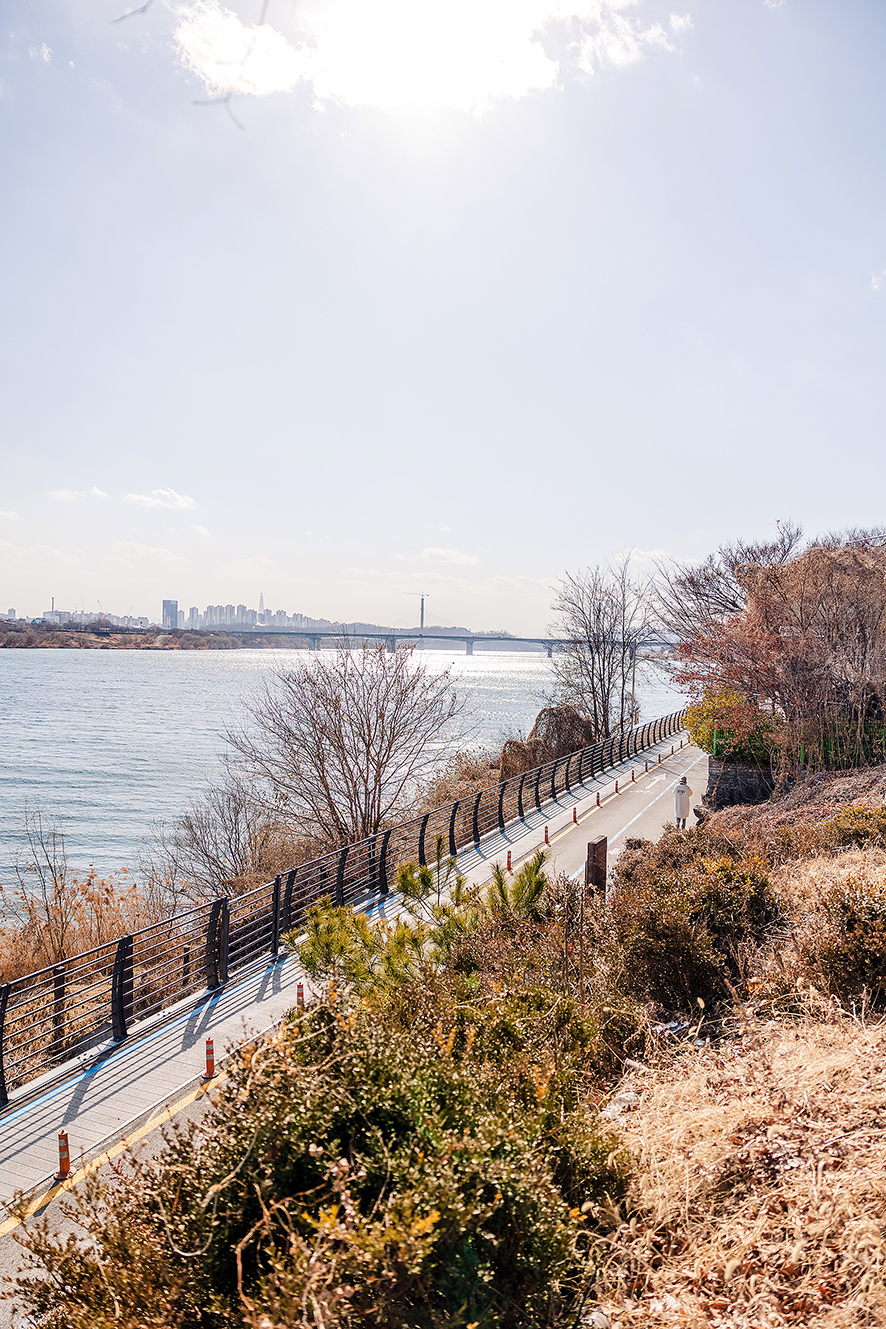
0, 730, 705, 1230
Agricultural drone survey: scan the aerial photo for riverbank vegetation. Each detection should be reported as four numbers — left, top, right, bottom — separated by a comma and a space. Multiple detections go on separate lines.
11, 770, 886, 1326
660, 526, 886, 776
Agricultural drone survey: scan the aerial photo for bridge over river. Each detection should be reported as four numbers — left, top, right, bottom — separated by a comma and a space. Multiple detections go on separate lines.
225, 629, 675, 657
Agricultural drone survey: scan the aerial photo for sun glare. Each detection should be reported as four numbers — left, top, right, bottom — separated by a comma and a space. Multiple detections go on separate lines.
174, 0, 684, 114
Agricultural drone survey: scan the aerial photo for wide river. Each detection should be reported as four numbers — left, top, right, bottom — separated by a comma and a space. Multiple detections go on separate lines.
1, 650, 684, 873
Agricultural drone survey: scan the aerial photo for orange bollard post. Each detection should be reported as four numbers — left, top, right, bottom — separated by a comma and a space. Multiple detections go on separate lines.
297, 982, 305, 1010
645, 761, 648, 772
658, 752, 662, 763
631, 769, 635, 782
573, 807, 578, 823
544, 826, 549, 845
507, 850, 512, 871
596, 792, 600, 806
671, 744, 674, 755
615, 780, 619, 794
56, 1130, 71, 1181
204, 1037, 215, 1079
680, 739, 684, 748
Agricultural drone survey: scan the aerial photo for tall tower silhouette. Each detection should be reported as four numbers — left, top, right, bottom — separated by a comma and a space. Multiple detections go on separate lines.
259, 592, 264, 613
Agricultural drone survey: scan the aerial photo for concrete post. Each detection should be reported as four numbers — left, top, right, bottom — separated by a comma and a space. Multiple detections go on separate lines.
584, 836, 607, 895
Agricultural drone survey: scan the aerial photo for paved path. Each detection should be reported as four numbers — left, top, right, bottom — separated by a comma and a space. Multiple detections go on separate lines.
0, 731, 703, 1226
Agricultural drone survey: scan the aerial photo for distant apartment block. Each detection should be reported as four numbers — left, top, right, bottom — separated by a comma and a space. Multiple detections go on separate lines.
161, 599, 179, 631
39, 609, 150, 628
168, 596, 333, 632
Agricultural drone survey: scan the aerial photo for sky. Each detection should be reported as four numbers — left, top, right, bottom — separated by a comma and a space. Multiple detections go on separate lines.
2, 0, 886, 633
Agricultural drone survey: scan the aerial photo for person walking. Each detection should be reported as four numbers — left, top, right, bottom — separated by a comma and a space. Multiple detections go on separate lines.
674, 775, 693, 829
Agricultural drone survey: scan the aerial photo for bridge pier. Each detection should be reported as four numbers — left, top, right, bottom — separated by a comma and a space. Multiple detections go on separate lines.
465, 639, 474, 655
385, 635, 396, 653
308, 635, 319, 651
546, 643, 553, 659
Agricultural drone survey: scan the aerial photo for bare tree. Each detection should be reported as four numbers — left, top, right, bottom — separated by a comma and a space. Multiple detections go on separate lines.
148, 774, 283, 901
225, 645, 464, 846
549, 557, 651, 740
653, 521, 804, 640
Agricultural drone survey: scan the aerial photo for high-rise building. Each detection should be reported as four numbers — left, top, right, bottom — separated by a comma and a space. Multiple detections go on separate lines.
259, 592, 264, 614
177, 609, 185, 629
188, 607, 199, 630
162, 599, 178, 630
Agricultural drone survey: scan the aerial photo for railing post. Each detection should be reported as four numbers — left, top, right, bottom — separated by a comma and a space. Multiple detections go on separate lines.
270, 874, 282, 958
379, 829, 393, 896
448, 801, 459, 858
518, 772, 527, 820
550, 759, 558, 804
183, 945, 191, 989
472, 790, 482, 846
206, 899, 230, 989
336, 847, 348, 907
52, 965, 65, 1060
0, 983, 11, 1107
534, 765, 543, 814
283, 868, 297, 929
565, 753, 572, 796
497, 780, 507, 832
418, 814, 431, 867
111, 934, 134, 1041
218, 899, 229, 984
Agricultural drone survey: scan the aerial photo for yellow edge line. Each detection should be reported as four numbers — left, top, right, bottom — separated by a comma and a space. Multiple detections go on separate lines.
0, 1074, 226, 1238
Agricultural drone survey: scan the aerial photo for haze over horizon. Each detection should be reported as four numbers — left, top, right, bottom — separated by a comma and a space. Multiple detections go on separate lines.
3, 1, 886, 633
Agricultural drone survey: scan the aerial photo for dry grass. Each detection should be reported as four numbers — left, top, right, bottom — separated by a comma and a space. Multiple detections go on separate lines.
773, 848, 886, 915
594, 1012, 886, 1326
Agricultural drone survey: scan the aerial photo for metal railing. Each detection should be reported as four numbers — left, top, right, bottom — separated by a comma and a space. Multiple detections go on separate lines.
0, 709, 686, 1106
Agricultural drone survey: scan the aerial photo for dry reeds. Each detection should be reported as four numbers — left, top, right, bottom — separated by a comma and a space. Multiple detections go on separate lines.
594, 1012, 886, 1326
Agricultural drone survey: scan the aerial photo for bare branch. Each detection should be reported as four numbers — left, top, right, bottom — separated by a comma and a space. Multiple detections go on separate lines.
549, 556, 651, 739
225, 645, 464, 845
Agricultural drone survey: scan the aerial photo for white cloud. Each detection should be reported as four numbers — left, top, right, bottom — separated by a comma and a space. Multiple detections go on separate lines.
763, 0, 786, 7
174, 0, 681, 112
419, 547, 480, 564
29, 43, 52, 63
669, 13, 693, 31
194, 524, 210, 535
0, 511, 18, 520
124, 488, 196, 510
439, 524, 452, 532
48, 487, 109, 501
110, 541, 186, 564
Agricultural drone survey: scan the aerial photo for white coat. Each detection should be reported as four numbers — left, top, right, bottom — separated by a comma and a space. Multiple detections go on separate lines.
674, 783, 693, 820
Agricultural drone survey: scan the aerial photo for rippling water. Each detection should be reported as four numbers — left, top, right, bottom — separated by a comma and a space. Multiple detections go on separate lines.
1, 649, 683, 872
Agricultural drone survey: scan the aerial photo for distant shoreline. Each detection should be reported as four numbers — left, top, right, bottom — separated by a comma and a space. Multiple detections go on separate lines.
0, 624, 549, 653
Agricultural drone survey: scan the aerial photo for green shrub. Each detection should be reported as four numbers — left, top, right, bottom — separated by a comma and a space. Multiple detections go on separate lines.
684, 689, 776, 765
823, 804, 886, 850
604, 840, 781, 1009
13, 996, 629, 1329
797, 874, 886, 1006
